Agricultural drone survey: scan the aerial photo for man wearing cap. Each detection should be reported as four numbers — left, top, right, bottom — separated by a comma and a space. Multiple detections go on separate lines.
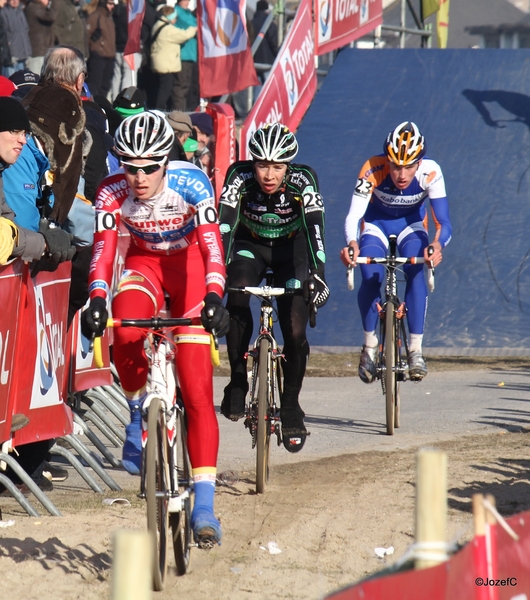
9, 68, 39, 99
166, 109, 192, 161
1, 0, 31, 77
112, 85, 146, 118
190, 111, 214, 175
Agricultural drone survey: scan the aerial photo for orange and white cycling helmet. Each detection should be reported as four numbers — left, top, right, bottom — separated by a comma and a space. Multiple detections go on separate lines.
384, 121, 426, 166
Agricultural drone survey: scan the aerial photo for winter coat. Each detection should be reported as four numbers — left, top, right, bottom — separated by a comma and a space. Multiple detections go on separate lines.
87, 5, 115, 59
0, 166, 46, 262
24, 0, 59, 58
3, 136, 51, 232
0, 9, 11, 67
175, 5, 197, 62
54, 0, 86, 55
150, 17, 196, 74
1, 4, 32, 62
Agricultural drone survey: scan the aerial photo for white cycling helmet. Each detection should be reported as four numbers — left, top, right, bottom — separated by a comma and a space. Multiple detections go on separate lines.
248, 123, 298, 163
384, 121, 426, 166
114, 110, 174, 159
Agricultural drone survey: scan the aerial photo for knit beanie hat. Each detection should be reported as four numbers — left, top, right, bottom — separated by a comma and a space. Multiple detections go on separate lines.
0, 97, 30, 132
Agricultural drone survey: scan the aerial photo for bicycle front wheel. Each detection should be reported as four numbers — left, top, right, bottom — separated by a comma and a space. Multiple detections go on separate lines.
146, 396, 170, 591
384, 304, 397, 436
170, 405, 192, 576
256, 338, 272, 494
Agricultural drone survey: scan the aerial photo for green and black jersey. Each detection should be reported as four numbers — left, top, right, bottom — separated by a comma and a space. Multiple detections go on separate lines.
218, 160, 326, 273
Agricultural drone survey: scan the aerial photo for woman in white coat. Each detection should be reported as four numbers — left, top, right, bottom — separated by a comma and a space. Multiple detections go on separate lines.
150, 5, 197, 111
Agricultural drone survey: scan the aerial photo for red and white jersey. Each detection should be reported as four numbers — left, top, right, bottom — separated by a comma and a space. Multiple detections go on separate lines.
88, 161, 226, 301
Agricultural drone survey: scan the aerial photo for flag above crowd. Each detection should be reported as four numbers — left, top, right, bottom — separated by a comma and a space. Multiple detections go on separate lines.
197, 0, 260, 97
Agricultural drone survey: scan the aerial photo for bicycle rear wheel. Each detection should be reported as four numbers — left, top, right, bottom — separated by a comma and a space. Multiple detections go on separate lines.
256, 337, 272, 494
170, 406, 192, 576
146, 396, 170, 591
384, 304, 397, 436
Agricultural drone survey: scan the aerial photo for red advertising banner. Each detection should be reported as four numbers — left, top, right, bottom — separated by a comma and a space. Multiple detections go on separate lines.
239, 0, 317, 159
328, 508, 530, 600
0, 259, 24, 443
6, 262, 74, 446
197, 0, 259, 97
204, 103, 237, 202
315, 0, 383, 55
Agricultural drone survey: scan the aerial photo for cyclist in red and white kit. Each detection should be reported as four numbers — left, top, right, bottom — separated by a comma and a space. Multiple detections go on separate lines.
81, 111, 229, 546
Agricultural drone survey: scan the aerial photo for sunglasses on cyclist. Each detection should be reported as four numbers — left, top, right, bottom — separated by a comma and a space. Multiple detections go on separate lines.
121, 158, 167, 175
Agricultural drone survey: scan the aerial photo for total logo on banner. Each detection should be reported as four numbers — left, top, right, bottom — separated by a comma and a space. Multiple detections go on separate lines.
318, 0, 369, 44
202, 0, 248, 58
281, 51, 299, 116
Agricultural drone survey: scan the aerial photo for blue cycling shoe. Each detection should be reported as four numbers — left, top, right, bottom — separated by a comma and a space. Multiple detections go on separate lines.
122, 401, 142, 475
191, 505, 222, 548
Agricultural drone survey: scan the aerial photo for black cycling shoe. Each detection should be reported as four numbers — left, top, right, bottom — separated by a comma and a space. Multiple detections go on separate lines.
281, 408, 309, 453
220, 380, 248, 421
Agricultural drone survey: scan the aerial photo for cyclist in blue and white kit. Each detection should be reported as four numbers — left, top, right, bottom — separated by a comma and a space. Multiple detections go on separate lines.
340, 122, 452, 382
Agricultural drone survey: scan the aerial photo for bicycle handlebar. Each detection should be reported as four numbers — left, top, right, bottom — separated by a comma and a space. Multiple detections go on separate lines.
226, 285, 318, 328
92, 315, 220, 369
346, 247, 435, 292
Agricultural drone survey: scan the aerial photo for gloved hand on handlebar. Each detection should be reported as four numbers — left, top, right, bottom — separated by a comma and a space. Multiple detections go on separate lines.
201, 292, 230, 337
304, 268, 330, 308
81, 297, 108, 338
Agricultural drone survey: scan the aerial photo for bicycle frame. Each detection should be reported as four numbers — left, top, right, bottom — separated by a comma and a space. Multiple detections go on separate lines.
347, 235, 434, 435
227, 272, 301, 493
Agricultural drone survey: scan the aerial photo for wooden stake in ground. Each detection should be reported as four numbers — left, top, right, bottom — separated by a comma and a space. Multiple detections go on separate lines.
111, 530, 152, 600
415, 448, 447, 569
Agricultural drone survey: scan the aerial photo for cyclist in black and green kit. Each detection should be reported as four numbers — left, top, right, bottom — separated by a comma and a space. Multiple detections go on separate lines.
218, 123, 328, 453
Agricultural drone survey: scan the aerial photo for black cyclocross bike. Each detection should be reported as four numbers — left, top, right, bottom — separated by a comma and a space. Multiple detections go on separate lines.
227, 272, 316, 493
347, 235, 434, 435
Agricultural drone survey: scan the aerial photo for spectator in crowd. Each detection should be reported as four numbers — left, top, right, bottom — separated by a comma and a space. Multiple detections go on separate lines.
54, 0, 86, 55
183, 135, 197, 161
252, 0, 277, 83
150, 4, 196, 111
112, 84, 146, 118
22, 46, 90, 326
9, 67, 39, 99
166, 109, 192, 161
24, 0, 59, 75
0, 0, 11, 75
136, 0, 157, 107
173, 0, 197, 111
86, 0, 116, 97
190, 111, 213, 175
0, 72, 15, 94
1, 0, 31, 77
110, 0, 141, 102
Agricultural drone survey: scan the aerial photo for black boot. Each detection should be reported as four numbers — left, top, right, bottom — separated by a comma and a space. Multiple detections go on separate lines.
220, 374, 248, 421
280, 386, 308, 453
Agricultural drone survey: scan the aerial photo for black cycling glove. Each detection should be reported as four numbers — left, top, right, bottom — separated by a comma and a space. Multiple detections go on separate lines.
304, 268, 330, 309
41, 222, 76, 263
81, 297, 108, 338
201, 292, 230, 337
